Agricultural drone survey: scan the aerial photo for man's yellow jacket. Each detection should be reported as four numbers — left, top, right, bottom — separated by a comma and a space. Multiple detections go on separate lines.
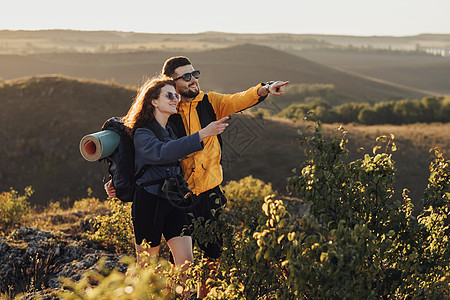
175, 83, 264, 195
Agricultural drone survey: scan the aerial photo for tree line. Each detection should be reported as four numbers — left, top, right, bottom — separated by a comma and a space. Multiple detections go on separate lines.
278, 94, 450, 125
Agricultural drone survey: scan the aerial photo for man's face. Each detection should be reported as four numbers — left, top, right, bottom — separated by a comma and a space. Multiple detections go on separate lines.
173, 64, 200, 100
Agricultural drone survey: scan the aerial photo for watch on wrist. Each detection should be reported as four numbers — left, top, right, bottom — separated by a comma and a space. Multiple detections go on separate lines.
264, 81, 275, 94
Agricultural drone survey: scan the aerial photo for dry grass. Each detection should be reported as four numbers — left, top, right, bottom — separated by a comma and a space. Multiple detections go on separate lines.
25, 197, 109, 234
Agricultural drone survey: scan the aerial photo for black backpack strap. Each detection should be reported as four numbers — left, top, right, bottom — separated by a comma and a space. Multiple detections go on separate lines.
167, 125, 177, 140
167, 93, 222, 149
196, 93, 223, 149
168, 113, 186, 138
143, 118, 165, 142
137, 178, 165, 188
136, 119, 179, 179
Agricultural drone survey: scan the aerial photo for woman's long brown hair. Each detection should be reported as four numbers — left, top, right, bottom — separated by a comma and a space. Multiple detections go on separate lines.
121, 75, 176, 137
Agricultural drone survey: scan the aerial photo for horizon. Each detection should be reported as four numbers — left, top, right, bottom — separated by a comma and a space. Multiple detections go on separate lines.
1, 28, 449, 38
2, 0, 449, 37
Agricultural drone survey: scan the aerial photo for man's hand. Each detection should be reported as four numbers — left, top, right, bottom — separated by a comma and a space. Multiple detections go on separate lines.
268, 81, 289, 96
104, 179, 116, 198
258, 81, 290, 97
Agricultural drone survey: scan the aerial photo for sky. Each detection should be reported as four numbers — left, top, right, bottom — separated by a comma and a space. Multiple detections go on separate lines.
1, 0, 449, 36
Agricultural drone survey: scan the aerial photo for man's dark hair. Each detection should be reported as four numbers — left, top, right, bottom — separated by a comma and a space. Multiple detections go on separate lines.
162, 56, 192, 78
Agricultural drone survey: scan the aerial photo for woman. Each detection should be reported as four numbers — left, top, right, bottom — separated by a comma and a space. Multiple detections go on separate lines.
120, 75, 228, 268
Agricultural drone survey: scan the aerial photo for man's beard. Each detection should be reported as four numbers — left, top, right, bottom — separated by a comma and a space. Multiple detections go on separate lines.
180, 85, 199, 98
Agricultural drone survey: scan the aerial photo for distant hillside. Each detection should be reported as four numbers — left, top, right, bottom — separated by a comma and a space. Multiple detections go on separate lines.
298, 34, 450, 51
1, 30, 449, 54
0, 75, 135, 203
1, 75, 449, 205
0, 44, 427, 105
295, 49, 450, 95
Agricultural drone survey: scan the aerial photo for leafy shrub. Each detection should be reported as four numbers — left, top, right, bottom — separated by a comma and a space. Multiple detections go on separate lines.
188, 123, 450, 298
277, 97, 332, 121
73, 197, 104, 212
277, 102, 311, 120
438, 97, 450, 122
0, 186, 32, 234
89, 198, 134, 254
282, 123, 450, 298
222, 175, 275, 232
334, 102, 369, 123
223, 175, 274, 209
59, 257, 175, 299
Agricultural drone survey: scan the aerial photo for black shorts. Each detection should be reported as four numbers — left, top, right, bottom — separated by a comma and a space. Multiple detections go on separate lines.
188, 186, 227, 259
132, 188, 191, 247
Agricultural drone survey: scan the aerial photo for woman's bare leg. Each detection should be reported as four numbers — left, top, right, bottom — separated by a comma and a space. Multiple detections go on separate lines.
166, 236, 194, 297
166, 236, 194, 268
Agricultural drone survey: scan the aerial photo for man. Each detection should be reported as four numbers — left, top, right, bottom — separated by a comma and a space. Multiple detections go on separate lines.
161, 55, 288, 247
163, 56, 288, 298
106, 56, 288, 297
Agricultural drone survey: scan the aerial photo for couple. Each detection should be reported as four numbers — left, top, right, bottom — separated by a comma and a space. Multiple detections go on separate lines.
105, 56, 289, 298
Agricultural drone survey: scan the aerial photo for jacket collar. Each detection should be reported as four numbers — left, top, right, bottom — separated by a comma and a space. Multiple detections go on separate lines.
178, 90, 204, 111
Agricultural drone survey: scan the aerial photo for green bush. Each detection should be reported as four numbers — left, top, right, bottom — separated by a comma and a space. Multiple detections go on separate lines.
277, 103, 308, 120
223, 175, 274, 208
222, 175, 275, 232
278, 96, 450, 125
334, 102, 369, 123
277, 98, 331, 121
89, 198, 134, 254
190, 123, 450, 298
73, 196, 104, 212
282, 123, 450, 298
438, 97, 450, 122
59, 257, 175, 300
0, 186, 32, 234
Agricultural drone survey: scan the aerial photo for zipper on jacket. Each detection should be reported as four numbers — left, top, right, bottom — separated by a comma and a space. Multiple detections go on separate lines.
188, 102, 192, 135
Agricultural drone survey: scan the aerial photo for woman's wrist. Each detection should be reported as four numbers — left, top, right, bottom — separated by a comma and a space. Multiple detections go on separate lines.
198, 128, 206, 142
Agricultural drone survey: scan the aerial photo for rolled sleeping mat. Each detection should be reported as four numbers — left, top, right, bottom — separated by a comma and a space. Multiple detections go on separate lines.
79, 130, 120, 162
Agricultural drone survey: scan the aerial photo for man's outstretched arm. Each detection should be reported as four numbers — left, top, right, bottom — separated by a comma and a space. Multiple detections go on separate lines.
257, 80, 289, 97
211, 80, 290, 119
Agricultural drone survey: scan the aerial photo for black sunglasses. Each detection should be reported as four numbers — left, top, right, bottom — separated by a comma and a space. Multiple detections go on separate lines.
174, 70, 200, 82
165, 91, 180, 101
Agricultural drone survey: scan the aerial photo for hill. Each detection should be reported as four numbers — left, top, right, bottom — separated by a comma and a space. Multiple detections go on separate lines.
294, 49, 450, 95
1, 75, 448, 205
0, 75, 135, 203
0, 44, 428, 105
1, 30, 449, 54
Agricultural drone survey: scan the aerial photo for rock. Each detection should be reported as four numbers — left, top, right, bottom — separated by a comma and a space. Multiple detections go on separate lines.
0, 226, 127, 299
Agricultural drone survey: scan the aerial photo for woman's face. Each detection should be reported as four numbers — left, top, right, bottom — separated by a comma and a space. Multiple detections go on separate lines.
152, 84, 180, 116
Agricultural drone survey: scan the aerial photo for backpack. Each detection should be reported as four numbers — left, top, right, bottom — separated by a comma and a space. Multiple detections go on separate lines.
101, 117, 170, 202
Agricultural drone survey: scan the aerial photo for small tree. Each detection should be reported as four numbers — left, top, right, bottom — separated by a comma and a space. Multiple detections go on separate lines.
0, 186, 32, 234
89, 198, 134, 254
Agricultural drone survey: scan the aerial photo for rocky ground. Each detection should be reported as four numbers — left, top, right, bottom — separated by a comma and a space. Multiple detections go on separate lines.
0, 226, 126, 299
0, 197, 311, 299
